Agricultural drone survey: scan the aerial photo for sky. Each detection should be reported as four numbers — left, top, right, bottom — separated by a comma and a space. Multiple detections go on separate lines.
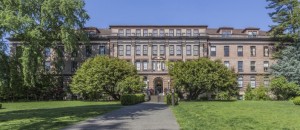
84, 0, 274, 31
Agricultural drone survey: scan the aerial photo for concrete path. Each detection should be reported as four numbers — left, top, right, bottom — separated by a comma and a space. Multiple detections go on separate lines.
63, 102, 180, 130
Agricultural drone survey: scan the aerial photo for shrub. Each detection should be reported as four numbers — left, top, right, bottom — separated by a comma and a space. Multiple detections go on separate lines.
0, 104, 2, 109
293, 97, 300, 105
244, 84, 253, 100
120, 94, 145, 105
165, 93, 179, 105
216, 91, 237, 101
252, 85, 269, 100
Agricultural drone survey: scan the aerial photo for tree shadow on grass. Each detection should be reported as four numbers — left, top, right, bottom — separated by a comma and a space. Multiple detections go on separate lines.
0, 104, 122, 130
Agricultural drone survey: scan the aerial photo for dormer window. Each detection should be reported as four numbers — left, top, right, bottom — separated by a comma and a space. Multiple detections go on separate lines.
221, 30, 232, 38
248, 31, 258, 38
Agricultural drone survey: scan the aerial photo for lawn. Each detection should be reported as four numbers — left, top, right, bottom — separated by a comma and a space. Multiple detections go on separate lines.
0, 101, 122, 130
172, 101, 300, 130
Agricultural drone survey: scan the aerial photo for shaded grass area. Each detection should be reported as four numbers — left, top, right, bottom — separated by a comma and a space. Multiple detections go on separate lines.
172, 101, 300, 130
0, 101, 122, 130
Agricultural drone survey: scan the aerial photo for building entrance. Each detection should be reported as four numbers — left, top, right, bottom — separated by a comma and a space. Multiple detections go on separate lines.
153, 77, 163, 95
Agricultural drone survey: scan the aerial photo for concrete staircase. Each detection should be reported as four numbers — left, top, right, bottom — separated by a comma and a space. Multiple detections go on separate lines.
149, 95, 165, 103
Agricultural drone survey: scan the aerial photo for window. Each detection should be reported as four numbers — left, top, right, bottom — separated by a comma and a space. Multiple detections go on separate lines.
162, 62, 166, 71
143, 61, 148, 70
264, 46, 269, 57
251, 61, 256, 72
186, 29, 191, 36
193, 45, 199, 56
136, 29, 141, 36
99, 46, 105, 55
152, 29, 158, 36
136, 61, 141, 71
118, 29, 124, 36
210, 46, 216, 56
71, 50, 78, 57
169, 29, 174, 36
143, 29, 148, 36
159, 29, 164, 36
176, 29, 181, 36
143, 45, 148, 56
169, 45, 174, 55
250, 76, 256, 88
71, 61, 78, 72
126, 29, 131, 36
224, 46, 229, 57
237, 46, 243, 57
136, 45, 141, 56
44, 48, 51, 57
250, 46, 256, 56
238, 76, 243, 88
193, 29, 199, 36
186, 45, 192, 55
248, 31, 257, 38
222, 30, 231, 38
86, 45, 92, 57
238, 61, 243, 72
224, 61, 230, 68
176, 45, 182, 55
152, 61, 157, 71
118, 45, 124, 56
160, 45, 165, 56
57, 46, 64, 57
45, 61, 51, 72
264, 61, 269, 72
264, 77, 270, 87
152, 45, 158, 56
126, 45, 131, 56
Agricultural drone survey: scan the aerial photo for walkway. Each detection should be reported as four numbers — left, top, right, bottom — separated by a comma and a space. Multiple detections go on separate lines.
63, 102, 180, 130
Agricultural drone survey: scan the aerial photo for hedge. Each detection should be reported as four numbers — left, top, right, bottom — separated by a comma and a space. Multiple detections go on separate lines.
293, 96, 300, 105
165, 93, 179, 105
120, 94, 145, 105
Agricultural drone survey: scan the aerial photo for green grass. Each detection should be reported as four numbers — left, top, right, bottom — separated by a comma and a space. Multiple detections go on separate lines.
0, 101, 122, 130
172, 101, 300, 130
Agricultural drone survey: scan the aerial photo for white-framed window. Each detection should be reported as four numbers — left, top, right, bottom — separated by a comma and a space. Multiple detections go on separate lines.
193, 45, 199, 56
136, 45, 141, 56
250, 46, 256, 56
186, 45, 192, 55
118, 45, 124, 56
186, 29, 191, 36
143, 61, 148, 70
222, 30, 232, 38
126, 45, 131, 56
250, 76, 256, 88
169, 45, 174, 55
136, 29, 141, 36
210, 46, 216, 56
193, 29, 199, 36
118, 29, 124, 36
99, 45, 105, 55
152, 61, 157, 71
224, 61, 230, 68
237, 46, 243, 57
176, 45, 182, 55
169, 29, 174, 36
136, 61, 141, 71
248, 31, 257, 38
264, 61, 269, 72
143, 29, 148, 36
152, 45, 158, 56
126, 29, 131, 36
264, 77, 270, 87
159, 29, 164, 36
238, 76, 243, 88
176, 29, 181, 36
238, 61, 243, 72
264, 46, 269, 57
250, 61, 256, 72
153, 29, 158, 36
143, 45, 148, 56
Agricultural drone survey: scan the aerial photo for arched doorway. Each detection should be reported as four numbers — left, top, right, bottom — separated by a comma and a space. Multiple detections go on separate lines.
153, 77, 163, 95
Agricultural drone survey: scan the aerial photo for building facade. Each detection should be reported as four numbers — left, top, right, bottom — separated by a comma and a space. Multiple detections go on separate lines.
9, 25, 275, 98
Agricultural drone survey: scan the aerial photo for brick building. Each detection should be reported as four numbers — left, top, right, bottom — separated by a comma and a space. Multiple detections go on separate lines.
9, 25, 275, 98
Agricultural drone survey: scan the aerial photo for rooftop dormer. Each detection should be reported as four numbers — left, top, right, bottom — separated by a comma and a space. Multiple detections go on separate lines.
217, 27, 233, 38
243, 27, 260, 38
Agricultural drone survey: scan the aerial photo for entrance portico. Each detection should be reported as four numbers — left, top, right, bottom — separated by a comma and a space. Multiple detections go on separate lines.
144, 75, 171, 95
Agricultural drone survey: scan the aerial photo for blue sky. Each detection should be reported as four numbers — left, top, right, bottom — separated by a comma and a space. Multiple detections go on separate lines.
84, 0, 274, 31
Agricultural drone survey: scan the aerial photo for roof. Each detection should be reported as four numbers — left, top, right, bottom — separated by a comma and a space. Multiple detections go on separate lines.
109, 25, 208, 28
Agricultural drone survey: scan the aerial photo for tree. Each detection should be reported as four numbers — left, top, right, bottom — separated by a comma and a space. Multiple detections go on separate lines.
266, 0, 300, 43
0, 0, 89, 92
244, 84, 253, 100
271, 45, 300, 84
117, 76, 145, 95
270, 76, 299, 100
70, 56, 139, 100
0, 40, 10, 100
168, 58, 238, 100
252, 85, 269, 100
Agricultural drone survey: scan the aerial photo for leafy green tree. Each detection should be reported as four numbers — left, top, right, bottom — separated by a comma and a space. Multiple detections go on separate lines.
252, 85, 269, 100
117, 76, 145, 95
0, 41, 10, 100
244, 84, 253, 100
168, 58, 237, 100
266, 0, 300, 43
71, 56, 138, 100
0, 0, 89, 91
270, 76, 299, 100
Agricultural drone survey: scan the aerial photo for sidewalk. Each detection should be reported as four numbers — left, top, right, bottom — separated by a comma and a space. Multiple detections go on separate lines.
63, 102, 180, 130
